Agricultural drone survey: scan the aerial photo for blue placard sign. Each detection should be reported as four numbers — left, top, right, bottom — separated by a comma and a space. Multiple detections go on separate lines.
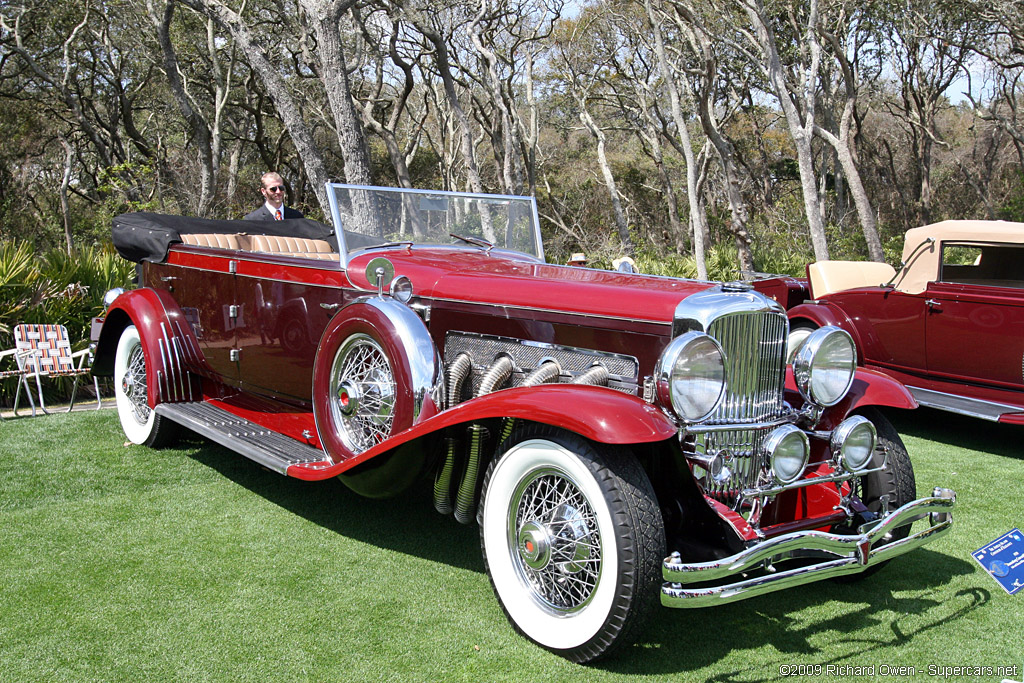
972, 529, 1024, 595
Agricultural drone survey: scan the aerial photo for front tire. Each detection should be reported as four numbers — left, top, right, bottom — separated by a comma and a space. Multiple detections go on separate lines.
114, 325, 179, 448
834, 408, 915, 580
479, 425, 664, 663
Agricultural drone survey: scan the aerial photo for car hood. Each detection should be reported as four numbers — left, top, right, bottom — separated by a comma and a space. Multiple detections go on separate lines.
346, 248, 713, 325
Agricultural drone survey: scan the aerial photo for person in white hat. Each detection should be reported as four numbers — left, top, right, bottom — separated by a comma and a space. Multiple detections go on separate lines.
567, 252, 588, 266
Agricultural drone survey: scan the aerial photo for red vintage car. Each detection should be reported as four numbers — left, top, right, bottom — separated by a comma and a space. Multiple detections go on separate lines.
92, 185, 956, 663
785, 220, 1024, 424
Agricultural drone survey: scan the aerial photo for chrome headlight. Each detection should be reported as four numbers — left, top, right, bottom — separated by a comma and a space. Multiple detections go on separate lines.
654, 331, 726, 422
764, 424, 810, 484
830, 415, 876, 473
389, 275, 413, 303
102, 287, 126, 309
792, 327, 856, 407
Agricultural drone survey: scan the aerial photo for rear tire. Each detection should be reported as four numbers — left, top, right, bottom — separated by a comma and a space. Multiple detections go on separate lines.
478, 424, 664, 663
114, 325, 179, 448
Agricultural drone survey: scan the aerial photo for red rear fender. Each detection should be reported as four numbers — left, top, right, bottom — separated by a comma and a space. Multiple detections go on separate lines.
94, 288, 204, 407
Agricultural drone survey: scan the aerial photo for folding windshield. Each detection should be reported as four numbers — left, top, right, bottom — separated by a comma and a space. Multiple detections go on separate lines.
326, 184, 544, 267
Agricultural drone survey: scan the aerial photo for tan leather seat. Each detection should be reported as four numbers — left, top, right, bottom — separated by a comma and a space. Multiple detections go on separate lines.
180, 233, 242, 250
249, 235, 333, 254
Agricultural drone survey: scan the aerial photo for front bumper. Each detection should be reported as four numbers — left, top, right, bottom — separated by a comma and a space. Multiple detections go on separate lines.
661, 487, 956, 608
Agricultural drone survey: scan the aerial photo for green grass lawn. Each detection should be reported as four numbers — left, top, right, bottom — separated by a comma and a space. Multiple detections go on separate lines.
0, 408, 1021, 682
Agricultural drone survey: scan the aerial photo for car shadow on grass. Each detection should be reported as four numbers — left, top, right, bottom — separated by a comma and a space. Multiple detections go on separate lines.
885, 406, 1023, 460
182, 436, 484, 573
181, 434, 980, 674
605, 548, 981, 675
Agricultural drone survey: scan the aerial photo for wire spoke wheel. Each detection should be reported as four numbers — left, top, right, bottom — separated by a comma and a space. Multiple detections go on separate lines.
329, 333, 396, 453
113, 324, 178, 448
123, 343, 150, 424
510, 468, 602, 613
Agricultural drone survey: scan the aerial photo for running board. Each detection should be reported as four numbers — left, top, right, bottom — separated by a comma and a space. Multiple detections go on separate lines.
156, 402, 328, 474
907, 386, 1023, 422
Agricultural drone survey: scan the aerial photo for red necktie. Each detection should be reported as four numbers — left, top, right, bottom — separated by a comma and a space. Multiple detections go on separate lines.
275, 209, 282, 220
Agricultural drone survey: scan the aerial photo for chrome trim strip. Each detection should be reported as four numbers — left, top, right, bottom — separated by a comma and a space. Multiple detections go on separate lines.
660, 491, 956, 608
906, 386, 1021, 421
739, 460, 886, 498
683, 414, 798, 434
428, 296, 674, 327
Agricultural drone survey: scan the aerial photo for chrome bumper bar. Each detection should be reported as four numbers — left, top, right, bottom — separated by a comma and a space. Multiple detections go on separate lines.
661, 487, 956, 608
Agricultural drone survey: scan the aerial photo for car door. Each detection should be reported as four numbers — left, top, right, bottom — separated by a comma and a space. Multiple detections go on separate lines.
149, 254, 240, 384
825, 290, 928, 372
234, 255, 348, 402
925, 282, 1024, 388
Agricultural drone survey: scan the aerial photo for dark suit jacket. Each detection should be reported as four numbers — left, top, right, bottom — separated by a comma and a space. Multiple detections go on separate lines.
244, 205, 304, 221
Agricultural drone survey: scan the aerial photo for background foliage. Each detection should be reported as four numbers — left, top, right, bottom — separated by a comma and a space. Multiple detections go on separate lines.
0, 0, 1021, 272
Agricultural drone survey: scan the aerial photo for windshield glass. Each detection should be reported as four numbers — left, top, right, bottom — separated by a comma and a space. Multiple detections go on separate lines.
327, 184, 544, 266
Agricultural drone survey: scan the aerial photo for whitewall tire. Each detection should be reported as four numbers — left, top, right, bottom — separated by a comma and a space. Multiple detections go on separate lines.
479, 425, 664, 662
114, 325, 178, 447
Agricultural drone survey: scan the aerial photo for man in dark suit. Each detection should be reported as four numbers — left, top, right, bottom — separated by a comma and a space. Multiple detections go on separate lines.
244, 172, 305, 221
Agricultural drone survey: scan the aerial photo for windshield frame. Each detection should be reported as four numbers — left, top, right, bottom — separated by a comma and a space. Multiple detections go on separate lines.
325, 183, 545, 270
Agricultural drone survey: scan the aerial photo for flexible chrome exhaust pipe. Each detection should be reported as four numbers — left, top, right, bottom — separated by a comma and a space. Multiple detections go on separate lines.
434, 353, 472, 515
454, 356, 514, 524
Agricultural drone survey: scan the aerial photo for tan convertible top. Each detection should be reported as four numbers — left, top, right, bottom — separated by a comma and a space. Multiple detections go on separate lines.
895, 220, 1024, 294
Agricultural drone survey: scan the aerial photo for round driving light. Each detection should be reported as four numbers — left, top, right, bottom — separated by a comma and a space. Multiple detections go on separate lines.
792, 326, 856, 407
389, 275, 414, 303
764, 424, 810, 484
654, 331, 726, 422
830, 415, 876, 473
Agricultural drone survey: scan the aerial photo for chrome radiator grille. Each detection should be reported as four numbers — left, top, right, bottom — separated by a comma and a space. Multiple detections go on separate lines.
690, 310, 789, 505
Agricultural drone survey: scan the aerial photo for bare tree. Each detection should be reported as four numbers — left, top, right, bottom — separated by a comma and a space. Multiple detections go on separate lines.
552, 9, 632, 252
814, 2, 884, 261
882, 0, 983, 224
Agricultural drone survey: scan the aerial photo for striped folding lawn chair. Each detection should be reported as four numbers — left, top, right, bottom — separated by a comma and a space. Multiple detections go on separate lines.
10, 324, 101, 417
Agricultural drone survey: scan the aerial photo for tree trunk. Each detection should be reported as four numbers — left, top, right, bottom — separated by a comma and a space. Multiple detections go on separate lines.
644, 0, 707, 277
741, 0, 830, 261
59, 136, 74, 254
578, 105, 632, 251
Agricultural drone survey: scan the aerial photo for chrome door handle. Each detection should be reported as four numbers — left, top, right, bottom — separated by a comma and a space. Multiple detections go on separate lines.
320, 303, 340, 312
160, 276, 178, 282
925, 299, 942, 310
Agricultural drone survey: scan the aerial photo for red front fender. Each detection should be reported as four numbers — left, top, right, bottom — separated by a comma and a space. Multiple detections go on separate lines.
290, 384, 678, 480
786, 366, 917, 430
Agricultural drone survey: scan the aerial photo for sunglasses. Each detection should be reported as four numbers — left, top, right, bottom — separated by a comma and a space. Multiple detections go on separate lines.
265, 185, 285, 193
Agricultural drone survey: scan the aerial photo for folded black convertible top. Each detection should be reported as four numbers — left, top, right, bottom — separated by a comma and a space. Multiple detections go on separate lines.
112, 212, 337, 263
